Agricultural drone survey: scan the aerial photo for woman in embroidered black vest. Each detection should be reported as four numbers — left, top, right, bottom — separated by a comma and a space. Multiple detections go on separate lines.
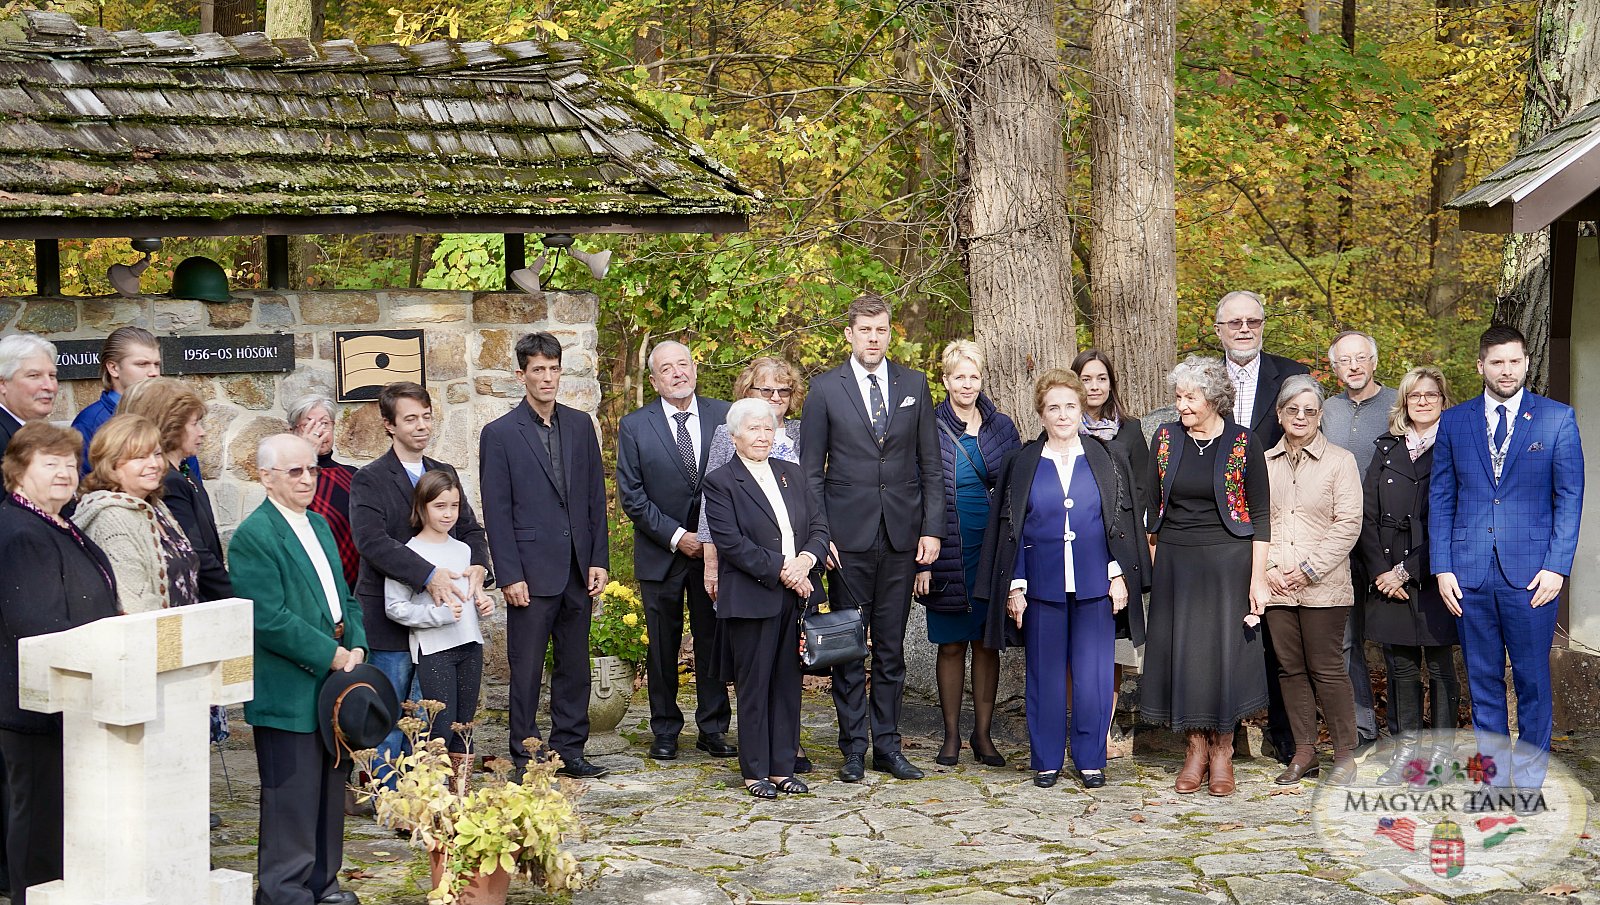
1144, 355, 1272, 797
977, 370, 1146, 790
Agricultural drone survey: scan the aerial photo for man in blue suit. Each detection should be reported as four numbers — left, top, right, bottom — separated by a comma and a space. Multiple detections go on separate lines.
1430, 324, 1584, 794
480, 332, 610, 780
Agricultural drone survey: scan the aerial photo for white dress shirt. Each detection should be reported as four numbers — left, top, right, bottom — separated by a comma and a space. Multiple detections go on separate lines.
737, 455, 818, 570
1484, 388, 1525, 481
848, 355, 890, 419
1227, 355, 1261, 427
269, 497, 343, 624
663, 396, 702, 551
1010, 445, 1122, 597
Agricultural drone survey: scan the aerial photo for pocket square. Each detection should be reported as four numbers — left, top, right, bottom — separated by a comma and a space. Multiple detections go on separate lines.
899, 396, 916, 408
1528, 441, 1545, 452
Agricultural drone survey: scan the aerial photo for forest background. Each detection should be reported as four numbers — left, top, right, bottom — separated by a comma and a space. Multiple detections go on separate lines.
0, 0, 1526, 427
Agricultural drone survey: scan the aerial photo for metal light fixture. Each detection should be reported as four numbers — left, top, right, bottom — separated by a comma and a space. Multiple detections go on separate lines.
107, 237, 162, 297
508, 233, 614, 293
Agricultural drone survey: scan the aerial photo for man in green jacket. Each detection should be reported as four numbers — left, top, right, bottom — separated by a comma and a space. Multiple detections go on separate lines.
231, 433, 368, 905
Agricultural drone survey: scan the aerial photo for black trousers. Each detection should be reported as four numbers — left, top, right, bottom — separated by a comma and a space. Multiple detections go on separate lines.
254, 726, 344, 905
1259, 617, 1296, 761
1387, 643, 1461, 738
507, 563, 591, 765
726, 594, 801, 780
417, 642, 484, 754
0, 728, 61, 905
831, 527, 916, 757
641, 553, 731, 739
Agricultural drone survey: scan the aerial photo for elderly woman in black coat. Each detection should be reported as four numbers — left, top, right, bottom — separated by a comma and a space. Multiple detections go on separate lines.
1360, 366, 1460, 784
0, 422, 120, 905
977, 370, 1147, 790
702, 398, 830, 800
914, 340, 1020, 768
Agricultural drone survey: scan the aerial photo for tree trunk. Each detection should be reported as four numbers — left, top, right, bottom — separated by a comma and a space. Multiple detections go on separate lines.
212, 0, 258, 36
1335, 0, 1356, 248
1088, 0, 1177, 416
1424, 0, 1472, 321
955, 0, 1076, 423
1494, 0, 1600, 392
266, 0, 316, 39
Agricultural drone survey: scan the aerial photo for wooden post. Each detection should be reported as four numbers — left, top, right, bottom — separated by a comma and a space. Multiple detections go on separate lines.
35, 239, 60, 297
505, 233, 526, 291
266, 236, 290, 290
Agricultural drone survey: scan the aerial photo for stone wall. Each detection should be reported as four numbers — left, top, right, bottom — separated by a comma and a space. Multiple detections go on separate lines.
7, 288, 601, 540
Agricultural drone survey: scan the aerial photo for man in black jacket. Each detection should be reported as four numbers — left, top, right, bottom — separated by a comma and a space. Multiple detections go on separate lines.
350, 382, 490, 782
616, 341, 733, 761
801, 294, 943, 781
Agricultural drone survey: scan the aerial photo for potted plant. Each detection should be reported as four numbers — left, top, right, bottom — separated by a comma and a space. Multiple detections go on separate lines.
587, 581, 648, 748
358, 705, 582, 905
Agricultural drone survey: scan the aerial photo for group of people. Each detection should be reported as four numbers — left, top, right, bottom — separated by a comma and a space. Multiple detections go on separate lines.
0, 284, 1581, 900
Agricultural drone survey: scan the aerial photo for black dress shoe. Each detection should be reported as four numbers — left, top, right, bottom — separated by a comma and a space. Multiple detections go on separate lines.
1034, 770, 1060, 788
1274, 759, 1321, 785
1079, 769, 1106, 789
697, 732, 738, 757
872, 751, 924, 780
317, 891, 359, 905
838, 754, 865, 783
210, 812, 222, 830
648, 736, 679, 760
555, 756, 610, 779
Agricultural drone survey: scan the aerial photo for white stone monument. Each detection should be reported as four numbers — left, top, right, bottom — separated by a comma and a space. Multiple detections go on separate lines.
17, 597, 256, 905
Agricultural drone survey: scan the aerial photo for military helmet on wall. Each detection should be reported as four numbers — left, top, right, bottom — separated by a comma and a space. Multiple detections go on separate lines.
170, 256, 232, 302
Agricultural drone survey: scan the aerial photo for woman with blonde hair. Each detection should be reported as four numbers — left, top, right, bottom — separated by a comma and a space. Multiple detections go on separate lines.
1360, 366, 1460, 783
916, 340, 1020, 767
73, 413, 200, 613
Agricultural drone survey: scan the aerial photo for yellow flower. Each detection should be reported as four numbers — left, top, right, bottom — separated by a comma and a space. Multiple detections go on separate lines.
640, 632, 649, 643
621, 613, 637, 626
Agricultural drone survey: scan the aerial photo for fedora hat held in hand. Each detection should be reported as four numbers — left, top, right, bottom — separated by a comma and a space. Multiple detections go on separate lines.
317, 663, 400, 769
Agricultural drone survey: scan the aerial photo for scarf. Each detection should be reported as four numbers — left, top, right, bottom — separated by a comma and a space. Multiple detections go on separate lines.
1405, 425, 1438, 462
1081, 415, 1120, 443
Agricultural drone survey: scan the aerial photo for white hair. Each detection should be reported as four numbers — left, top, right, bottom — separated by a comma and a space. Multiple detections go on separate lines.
286, 392, 337, 430
726, 397, 779, 436
256, 433, 314, 474
1214, 290, 1266, 322
0, 333, 57, 381
1327, 330, 1379, 364
1275, 373, 1325, 410
647, 340, 693, 372
1167, 355, 1235, 415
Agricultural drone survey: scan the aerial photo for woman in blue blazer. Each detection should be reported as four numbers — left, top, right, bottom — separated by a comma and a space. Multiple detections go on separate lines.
977, 370, 1146, 790
702, 399, 830, 800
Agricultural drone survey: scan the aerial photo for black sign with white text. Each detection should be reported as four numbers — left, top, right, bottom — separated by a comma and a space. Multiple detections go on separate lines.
159, 334, 294, 375
53, 340, 104, 381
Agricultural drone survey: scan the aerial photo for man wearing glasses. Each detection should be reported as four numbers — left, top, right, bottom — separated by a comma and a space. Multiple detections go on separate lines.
1214, 290, 1309, 451
616, 341, 734, 761
349, 382, 491, 784
1214, 290, 1308, 764
1322, 330, 1401, 759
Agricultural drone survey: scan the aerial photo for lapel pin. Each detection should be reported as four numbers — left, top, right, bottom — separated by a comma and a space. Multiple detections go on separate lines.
1523, 411, 1532, 421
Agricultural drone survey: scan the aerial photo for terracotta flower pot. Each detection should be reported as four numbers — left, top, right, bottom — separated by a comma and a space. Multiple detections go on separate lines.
428, 848, 512, 905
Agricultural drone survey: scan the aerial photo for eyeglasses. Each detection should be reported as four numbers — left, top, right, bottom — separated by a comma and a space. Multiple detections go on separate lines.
265, 465, 320, 480
1216, 318, 1265, 332
752, 386, 794, 399
1333, 354, 1374, 367
1406, 392, 1443, 403
1282, 406, 1322, 418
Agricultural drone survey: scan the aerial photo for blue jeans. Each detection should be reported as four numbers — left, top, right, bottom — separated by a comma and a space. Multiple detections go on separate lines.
369, 649, 423, 788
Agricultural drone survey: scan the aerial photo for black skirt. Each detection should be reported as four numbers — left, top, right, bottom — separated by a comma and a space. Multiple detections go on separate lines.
1141, 536, 1269, 731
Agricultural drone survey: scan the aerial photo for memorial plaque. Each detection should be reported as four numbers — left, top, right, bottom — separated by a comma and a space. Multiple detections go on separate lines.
335, 330, 426, 401
158, 333, 294, 376
53, 340, 103, 381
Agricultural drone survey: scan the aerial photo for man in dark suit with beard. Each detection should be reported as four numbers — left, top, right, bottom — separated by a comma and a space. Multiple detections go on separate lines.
1214, 289, 1309, 763
616, 340, 734, 761
801, 294, 943, 782
480, 332, 610, 780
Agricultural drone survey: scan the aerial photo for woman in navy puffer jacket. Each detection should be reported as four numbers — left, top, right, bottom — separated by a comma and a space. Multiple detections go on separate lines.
915, 340, 1021, 767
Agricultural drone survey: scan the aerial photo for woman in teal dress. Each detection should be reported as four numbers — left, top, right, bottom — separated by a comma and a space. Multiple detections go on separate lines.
915, 341, 1020, 767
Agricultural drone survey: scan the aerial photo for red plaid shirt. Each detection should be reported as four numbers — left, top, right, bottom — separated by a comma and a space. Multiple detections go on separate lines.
310, 454, 360, 589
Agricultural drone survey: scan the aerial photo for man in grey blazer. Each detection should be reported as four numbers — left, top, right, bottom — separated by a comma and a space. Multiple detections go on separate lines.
801, 294, 943, 781
616, 340, 734, 761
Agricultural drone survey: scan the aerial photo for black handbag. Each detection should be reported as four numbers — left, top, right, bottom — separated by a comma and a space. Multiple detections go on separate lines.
800, 567, 869, 672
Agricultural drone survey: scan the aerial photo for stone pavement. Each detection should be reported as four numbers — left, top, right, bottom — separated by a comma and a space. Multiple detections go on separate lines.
206, 690, 1600, 905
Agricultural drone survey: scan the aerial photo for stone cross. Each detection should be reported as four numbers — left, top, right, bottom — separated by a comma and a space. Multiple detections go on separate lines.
18, 597, 255, 905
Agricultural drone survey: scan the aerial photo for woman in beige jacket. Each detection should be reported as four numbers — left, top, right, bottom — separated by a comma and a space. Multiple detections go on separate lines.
1263, 375, 1364, 786
72, 414, 201, 614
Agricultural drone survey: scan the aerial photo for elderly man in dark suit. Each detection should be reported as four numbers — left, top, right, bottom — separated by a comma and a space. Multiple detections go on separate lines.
1213, 289, 1308, 763
0, 333, 58, 450
801, 294, 943, 782
480, 332, 610, 780
616, 340, 734, 761
350, 381, 491, 782
230, 433, 368, 905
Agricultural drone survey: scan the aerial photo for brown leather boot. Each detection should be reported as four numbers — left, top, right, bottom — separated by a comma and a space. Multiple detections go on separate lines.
1208, 730, 1237, 796
1174, 730, 1209, 794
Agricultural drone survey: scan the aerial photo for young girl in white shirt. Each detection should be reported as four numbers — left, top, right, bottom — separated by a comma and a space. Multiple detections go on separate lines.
384, 470, 494, 754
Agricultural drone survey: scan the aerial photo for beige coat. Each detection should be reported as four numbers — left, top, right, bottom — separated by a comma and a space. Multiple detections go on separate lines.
1264, 431, 1363, 608
72, 491, 179, 613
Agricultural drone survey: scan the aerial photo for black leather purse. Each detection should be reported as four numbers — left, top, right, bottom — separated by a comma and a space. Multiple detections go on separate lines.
800, 566, 869, 672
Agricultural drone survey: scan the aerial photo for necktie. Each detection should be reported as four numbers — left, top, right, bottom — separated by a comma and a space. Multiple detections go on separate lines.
868, 374, 888, 442
673, 411, 696, 474
1493, 404, 1508, 451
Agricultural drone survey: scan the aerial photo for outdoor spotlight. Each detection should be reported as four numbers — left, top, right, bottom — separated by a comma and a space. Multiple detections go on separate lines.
107, 237, 163, 297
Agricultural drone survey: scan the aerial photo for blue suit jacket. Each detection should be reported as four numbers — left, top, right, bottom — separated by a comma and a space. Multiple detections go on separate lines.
479, 400, 608, 598
1428, 392, 1584, 590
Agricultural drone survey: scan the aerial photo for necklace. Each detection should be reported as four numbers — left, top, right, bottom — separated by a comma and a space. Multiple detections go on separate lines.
1191, 435, 1216, 455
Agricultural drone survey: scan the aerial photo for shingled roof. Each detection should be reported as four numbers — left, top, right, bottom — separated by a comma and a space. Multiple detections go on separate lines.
0, 11, 758, 240
1448, 96, 1600, 234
